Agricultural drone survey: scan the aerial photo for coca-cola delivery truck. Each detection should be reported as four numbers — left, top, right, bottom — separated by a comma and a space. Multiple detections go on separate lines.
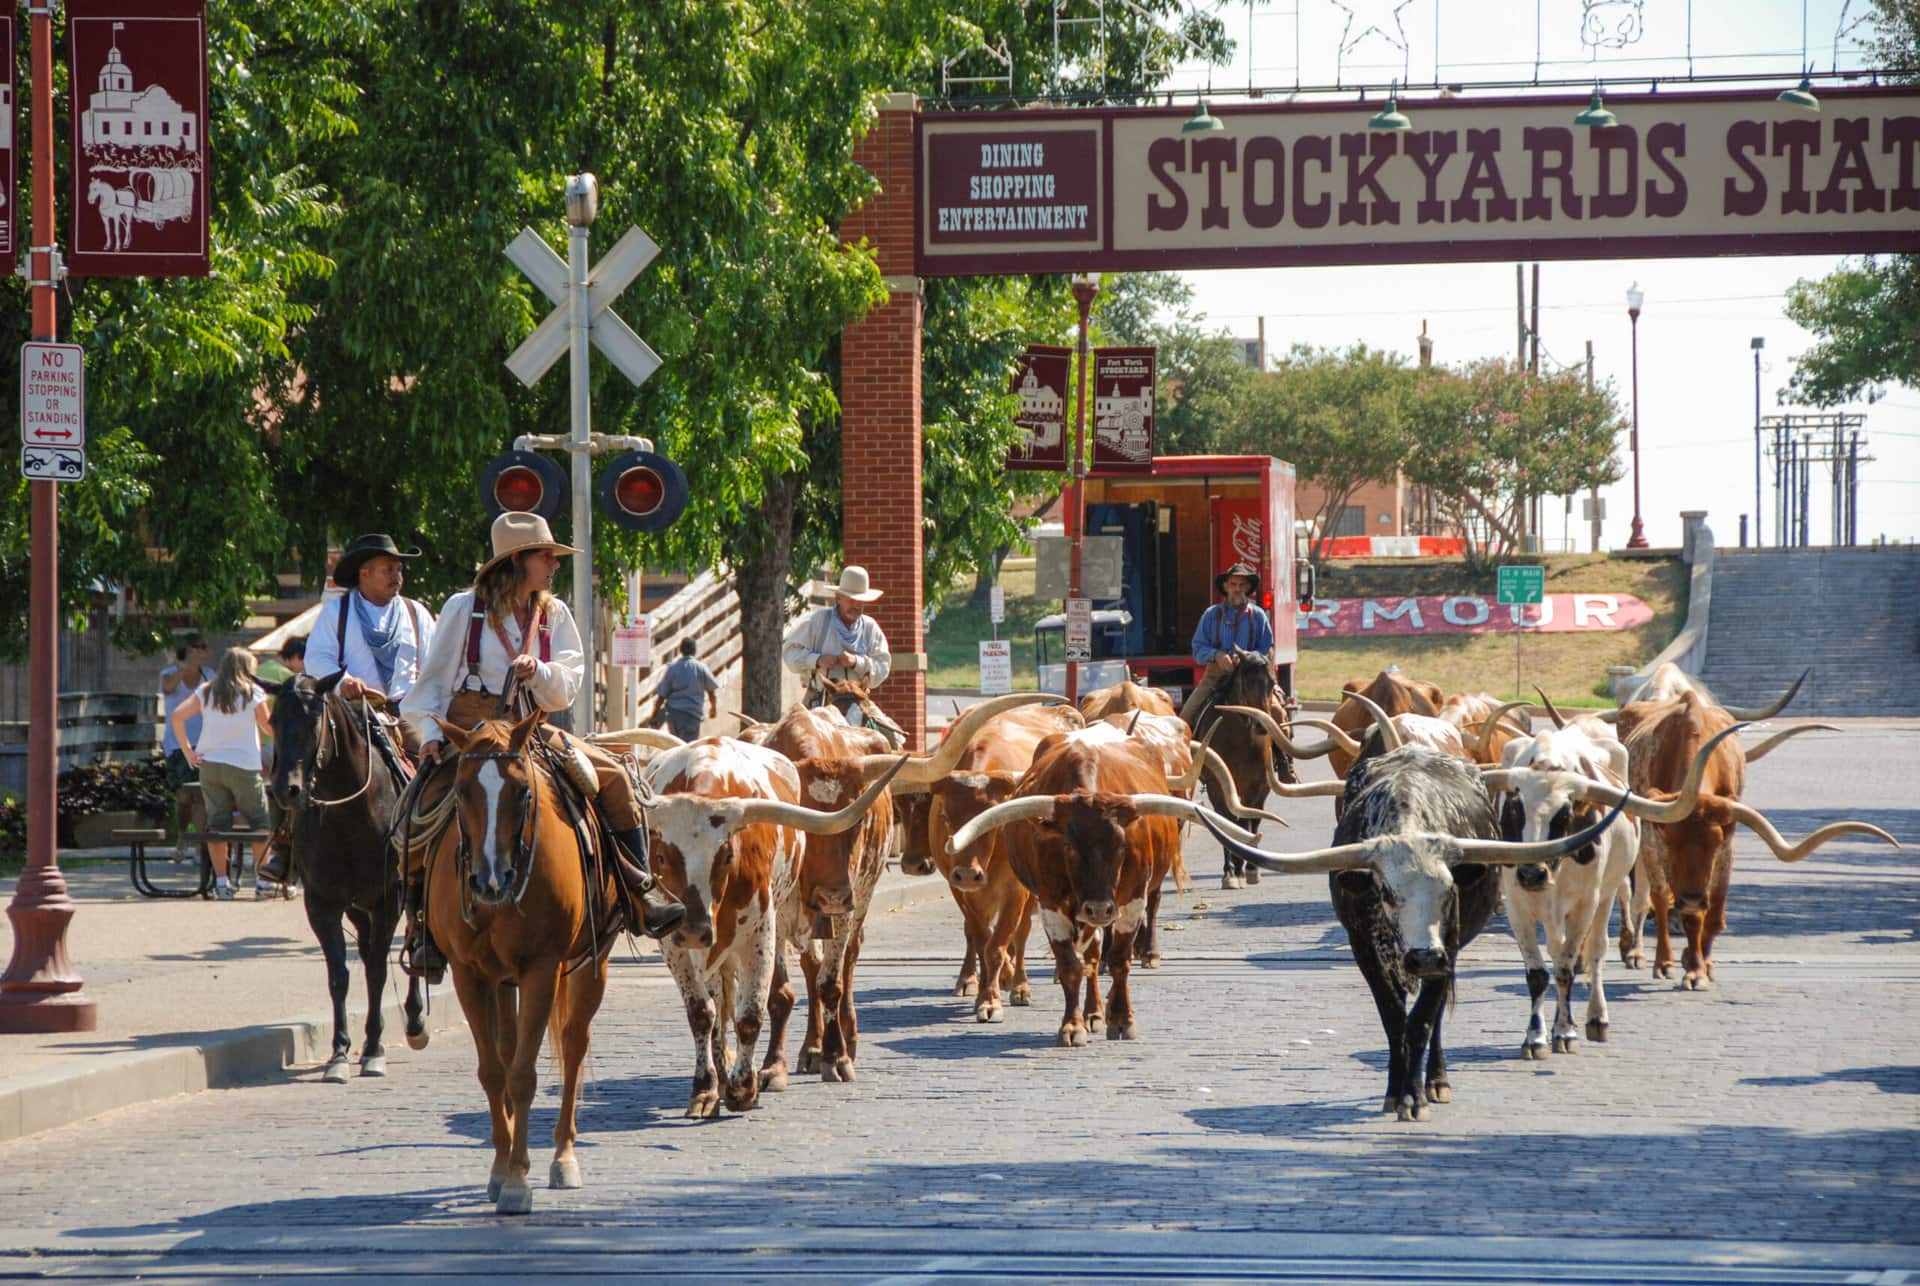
1033, 455, 1310, 704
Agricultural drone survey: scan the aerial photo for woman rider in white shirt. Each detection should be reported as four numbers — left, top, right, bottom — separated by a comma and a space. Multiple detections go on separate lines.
399, 513, 684, 979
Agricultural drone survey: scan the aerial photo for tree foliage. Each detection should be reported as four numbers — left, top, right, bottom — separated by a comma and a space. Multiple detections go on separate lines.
1783, 0, 1919, 407
1404, 358, 1627, 564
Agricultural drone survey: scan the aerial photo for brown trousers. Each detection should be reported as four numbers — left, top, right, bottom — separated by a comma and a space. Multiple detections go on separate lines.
404, 690, 641, 879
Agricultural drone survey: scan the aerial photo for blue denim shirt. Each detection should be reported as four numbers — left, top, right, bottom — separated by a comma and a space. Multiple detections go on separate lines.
1191, 602, 1274, 664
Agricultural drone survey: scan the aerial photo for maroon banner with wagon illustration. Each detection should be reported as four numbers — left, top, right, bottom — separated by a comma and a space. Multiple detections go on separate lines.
67, 0, 209, 277
1006, 344, 1070, 473
1090, 346, 1155, 474
1, 15, 14, 263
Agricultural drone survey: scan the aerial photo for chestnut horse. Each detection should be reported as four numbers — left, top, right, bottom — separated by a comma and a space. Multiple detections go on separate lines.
427, 710, 624, 1216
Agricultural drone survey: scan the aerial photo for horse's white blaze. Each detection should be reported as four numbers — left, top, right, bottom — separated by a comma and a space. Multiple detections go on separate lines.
476, 761, 509, 891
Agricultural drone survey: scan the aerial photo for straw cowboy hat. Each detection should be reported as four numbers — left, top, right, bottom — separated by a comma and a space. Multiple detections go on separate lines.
832, 566, 884, 603
332, 533, 420, 589
478, 512, 582, 578
1214, 561, 1261, 597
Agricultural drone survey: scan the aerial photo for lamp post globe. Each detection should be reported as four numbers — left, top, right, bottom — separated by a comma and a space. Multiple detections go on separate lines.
1625, 283, 1649, 549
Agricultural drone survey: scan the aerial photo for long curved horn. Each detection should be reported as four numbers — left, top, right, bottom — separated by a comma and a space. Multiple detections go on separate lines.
1533, 685, 1569, 730
1126, 794, 1260, 843
1217, 705, 1358, 759
1287, 716, 1365, 754
1453, 793, 1629, 865
1346, 691, 1403, 753
1487, 724, 1746, 824
852, 692, 1063, 785
588, 727, 685, 750
1125, 709, 1143, 736
1722, 667, 1811, 721
1198, 809, 1371, 874
1743, 723, 1839, 763
1595, 706, 1624, 724
1473, 701, 1532, 755
1727, 802, 1900, 862
730, 711, 765, 731
946, 795, 1061, 855
1264, 739, 1346, 798
1195, 745, 1289, 827
733, 755, 909, 836
1167, 723, 1219, 795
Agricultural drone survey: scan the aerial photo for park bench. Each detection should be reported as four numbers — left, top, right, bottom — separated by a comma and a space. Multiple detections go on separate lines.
121, 826, 208, 899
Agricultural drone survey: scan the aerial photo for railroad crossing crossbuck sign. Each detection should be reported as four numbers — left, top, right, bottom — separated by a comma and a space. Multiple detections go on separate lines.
504, 225, 661, 388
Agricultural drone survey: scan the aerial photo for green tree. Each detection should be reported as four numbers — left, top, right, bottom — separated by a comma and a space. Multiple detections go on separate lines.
1230, 344, 1418, 559
1783, 0, 1918, 406
1403, 358, 1626, 565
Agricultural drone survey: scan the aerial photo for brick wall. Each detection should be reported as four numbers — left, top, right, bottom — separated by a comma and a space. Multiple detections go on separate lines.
841, 95, 926, 749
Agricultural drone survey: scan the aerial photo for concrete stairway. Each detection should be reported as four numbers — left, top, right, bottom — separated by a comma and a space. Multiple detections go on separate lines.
1698, 547, 1920, 716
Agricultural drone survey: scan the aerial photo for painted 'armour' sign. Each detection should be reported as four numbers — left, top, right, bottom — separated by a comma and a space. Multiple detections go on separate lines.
916, 89, 1920, 275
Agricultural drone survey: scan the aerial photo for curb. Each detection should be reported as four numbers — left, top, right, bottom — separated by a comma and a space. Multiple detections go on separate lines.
0, 992, 468, 1146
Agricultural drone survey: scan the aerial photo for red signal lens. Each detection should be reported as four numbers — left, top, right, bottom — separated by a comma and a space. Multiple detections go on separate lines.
614, 468, 665, 516
493, 465, 544, 513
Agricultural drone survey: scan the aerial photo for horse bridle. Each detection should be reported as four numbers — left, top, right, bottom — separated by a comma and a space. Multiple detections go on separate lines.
304, 693, 379, 808
451, 741, 543, 910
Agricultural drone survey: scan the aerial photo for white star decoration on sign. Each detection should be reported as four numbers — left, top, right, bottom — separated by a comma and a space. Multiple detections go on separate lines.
1332, 0, 1413, 61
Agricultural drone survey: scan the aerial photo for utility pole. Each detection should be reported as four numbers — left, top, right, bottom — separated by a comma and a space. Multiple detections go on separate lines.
1065, 274, 1099, 706
1750, 337, 1765, 547
1256, 315, 1266, 372
1529, 263, 1542, 546
1515, 265, 1527, 549
1586, 340, 1601, 553
0, 0, 96, 1032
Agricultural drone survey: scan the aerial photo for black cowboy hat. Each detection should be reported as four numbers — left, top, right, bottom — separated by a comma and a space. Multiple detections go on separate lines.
1214, 561, 1261, 597
331, 534, 421, 588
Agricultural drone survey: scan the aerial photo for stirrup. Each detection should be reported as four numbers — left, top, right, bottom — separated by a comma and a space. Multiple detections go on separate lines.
402, 921, 446, 986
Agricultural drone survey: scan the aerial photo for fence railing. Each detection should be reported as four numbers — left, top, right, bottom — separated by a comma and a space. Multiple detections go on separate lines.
0, 692, 160, 796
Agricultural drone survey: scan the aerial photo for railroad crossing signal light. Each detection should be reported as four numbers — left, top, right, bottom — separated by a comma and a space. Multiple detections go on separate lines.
598, 450, 688, 533
480, 449, 565, 520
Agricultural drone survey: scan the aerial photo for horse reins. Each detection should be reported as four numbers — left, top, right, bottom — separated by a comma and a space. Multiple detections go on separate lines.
308, 693, 381, 808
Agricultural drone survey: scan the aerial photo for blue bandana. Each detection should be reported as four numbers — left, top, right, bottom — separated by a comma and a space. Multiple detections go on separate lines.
351, 591, 404, 688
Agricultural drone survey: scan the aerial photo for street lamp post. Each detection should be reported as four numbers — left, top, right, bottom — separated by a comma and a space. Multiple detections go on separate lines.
1065, 273, 1099, 706
1625, 283, 1648, 550
1751, 336, 1765, 548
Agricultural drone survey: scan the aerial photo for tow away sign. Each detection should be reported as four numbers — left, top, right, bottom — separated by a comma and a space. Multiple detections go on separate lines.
21, 343, 85, 448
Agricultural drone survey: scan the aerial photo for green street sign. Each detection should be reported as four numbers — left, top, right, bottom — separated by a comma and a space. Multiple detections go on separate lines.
1497, 564, 1545, 606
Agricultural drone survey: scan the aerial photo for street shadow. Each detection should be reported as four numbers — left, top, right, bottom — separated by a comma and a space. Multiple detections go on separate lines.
442, 1070, 701, 1141
877, 1026, 1041, 1061
1741, 807, 1920, 865
146, 935, 316, 964
1723, 873, 1920, 942
1740, 1064, 1920, 1095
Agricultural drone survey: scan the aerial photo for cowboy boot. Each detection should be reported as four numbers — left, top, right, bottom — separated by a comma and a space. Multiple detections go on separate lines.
402, 878, 446, 985
259, 845, 291, 886
609, 827, 686, 939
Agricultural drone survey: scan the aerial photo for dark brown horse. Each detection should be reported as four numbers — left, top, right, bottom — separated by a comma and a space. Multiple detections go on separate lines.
266, 675, 425, 1082
426, 709, 622, 1216
1191, 653, 1293, 888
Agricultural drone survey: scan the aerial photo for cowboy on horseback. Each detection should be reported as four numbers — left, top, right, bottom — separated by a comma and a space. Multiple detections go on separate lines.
260, 534, 434, 887
399, 513, 684, 980
782, 566, 892, 729
1179, 562, 1276, 728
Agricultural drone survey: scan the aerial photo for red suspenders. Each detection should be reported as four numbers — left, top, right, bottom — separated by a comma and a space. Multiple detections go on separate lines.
461, 600, 551, 692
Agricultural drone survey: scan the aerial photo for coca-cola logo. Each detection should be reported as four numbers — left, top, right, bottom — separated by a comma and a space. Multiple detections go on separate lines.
1231, 515, 1262, 565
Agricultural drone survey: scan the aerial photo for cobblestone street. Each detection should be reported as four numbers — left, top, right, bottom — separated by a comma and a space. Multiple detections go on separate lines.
1, 730, 1915, 1282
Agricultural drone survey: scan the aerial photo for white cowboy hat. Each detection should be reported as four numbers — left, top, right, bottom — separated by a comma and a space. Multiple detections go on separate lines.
833, 566, 883, 603
478, 512, 582, 578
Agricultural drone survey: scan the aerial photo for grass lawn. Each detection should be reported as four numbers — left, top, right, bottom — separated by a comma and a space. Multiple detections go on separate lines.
926, 553, 1687, 706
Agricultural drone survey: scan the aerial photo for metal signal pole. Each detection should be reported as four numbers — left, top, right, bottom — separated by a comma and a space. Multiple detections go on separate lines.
1065, 273, 1098, 706
0, 0, 96, 1032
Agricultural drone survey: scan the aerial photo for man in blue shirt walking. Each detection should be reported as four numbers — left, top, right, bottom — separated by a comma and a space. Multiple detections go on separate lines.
1180, 562, 1274, 726
654, 637, 719, 743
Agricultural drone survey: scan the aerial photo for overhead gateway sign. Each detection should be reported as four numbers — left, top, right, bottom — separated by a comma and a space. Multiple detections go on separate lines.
916, 88, 1920, 276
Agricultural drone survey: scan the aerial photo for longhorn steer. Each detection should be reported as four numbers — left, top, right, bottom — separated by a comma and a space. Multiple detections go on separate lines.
1482, 725, 1739, 1058
1079, 679, 1176, 722
642, 740, 902, 1116
1616, 690, 1896, 988
1204, 702, 1627, 1121
1328, 669, 1445, 777
946, 723, 1251, 1046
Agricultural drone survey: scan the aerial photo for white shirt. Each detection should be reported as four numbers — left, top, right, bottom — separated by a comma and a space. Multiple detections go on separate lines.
781, 606, 892, 689
402, 591, 584, 744
303, 591, 433, 702
191, 683, 268, 771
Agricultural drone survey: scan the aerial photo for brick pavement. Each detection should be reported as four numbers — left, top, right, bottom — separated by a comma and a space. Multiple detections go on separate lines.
0, 726, 1913, 1279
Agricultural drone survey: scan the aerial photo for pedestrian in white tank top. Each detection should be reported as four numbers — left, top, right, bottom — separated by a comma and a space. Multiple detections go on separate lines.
169, 647, 274, 900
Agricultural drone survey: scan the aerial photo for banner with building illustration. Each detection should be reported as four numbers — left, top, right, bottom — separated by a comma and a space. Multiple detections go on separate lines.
1006, 344, 1070, 472
66, 1, 209, 276
1090, 346, 1155, 474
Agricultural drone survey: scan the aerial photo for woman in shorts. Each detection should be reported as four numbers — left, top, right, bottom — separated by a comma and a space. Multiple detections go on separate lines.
169, 647, 274, 900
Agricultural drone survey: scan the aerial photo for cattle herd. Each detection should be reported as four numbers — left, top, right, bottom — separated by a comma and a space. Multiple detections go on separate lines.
440, 663, 1902, 1211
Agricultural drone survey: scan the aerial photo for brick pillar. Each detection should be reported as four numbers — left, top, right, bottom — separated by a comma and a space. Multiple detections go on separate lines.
842, 93, 926, 749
